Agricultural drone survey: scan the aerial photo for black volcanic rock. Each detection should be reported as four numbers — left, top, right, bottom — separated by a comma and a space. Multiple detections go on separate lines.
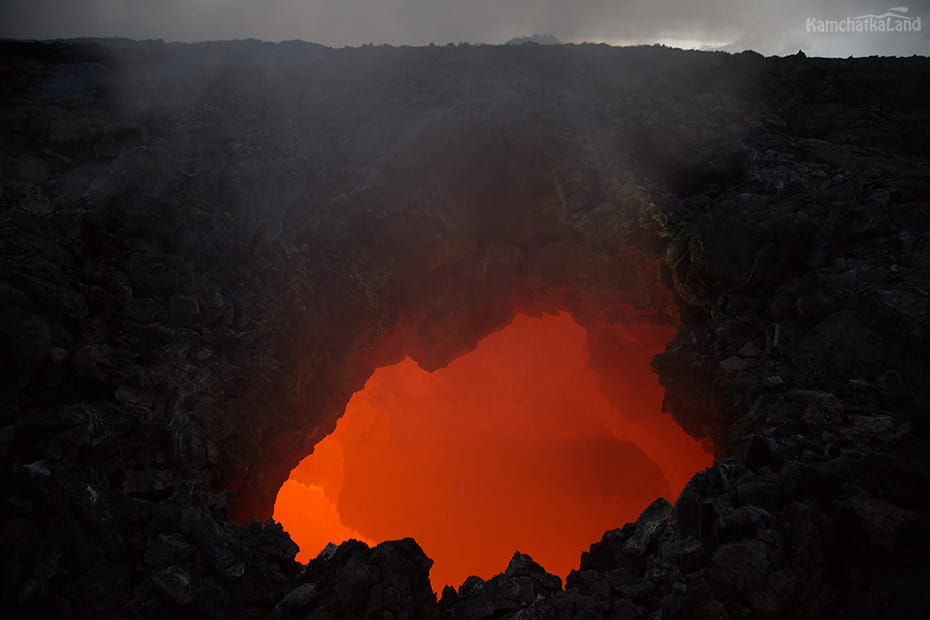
1, 39, 929, 619
439, 551, 563, 618
279, 538, 436, 620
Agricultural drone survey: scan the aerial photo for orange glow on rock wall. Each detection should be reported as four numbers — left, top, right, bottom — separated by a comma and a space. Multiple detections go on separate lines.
274, 312, 711, 591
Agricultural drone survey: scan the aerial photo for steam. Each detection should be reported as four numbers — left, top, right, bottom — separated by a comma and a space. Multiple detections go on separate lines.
1, 0, 928, 56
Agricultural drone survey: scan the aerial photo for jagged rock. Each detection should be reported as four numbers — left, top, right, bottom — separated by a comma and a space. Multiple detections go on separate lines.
54, 466, 125, 567
145, 533, 196, 567
672, 139, 749, 194
624, 498, 674, 557
126, 252, 186, 297
152, 566, 195, 605
293, 538, 436, 619
0, 283, 29, 307
839, 492, 926, 549
0, 306, 52, 388
72, 343, 114, 382
273, 583, 319, 616
82, 174, 124, 209
186, 513, 246, 582
722, 505, 774, 541
445, 551, 564, 619
169, 294, 200, 326
735, 475, 785, 509
64, 564, 132, 618
744, 435, 785, 472
708, 539, 769, 592
504, 551, 562, 593
123, 469, 174, 498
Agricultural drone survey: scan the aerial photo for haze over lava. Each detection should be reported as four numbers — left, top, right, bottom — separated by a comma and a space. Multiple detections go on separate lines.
275, 312, 711, 590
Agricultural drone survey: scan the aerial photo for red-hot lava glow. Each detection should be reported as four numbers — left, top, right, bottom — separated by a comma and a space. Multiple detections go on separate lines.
274, 312, 711, 591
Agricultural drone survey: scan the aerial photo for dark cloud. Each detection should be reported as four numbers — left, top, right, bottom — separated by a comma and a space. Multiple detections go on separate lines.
0, 0, 927, 56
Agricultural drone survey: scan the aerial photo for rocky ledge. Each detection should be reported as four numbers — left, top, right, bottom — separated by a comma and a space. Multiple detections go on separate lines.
1, 39, 929, 618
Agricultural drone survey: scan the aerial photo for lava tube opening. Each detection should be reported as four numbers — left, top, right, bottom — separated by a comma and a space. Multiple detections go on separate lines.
274, 311, 711, 591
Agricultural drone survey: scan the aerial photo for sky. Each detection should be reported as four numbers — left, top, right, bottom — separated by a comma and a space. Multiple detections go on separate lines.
1, 0, 928, 56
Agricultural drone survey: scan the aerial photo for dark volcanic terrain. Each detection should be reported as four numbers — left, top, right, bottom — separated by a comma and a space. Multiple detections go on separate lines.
1, 39, 930, 618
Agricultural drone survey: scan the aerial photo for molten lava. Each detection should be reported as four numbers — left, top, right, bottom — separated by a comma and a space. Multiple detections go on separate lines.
274, 312, 711, 591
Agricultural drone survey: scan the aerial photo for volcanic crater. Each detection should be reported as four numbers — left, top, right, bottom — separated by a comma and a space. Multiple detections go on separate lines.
2, 39, 930, 619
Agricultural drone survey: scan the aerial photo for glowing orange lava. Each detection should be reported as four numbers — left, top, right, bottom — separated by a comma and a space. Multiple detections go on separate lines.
274, 312, 711, 591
